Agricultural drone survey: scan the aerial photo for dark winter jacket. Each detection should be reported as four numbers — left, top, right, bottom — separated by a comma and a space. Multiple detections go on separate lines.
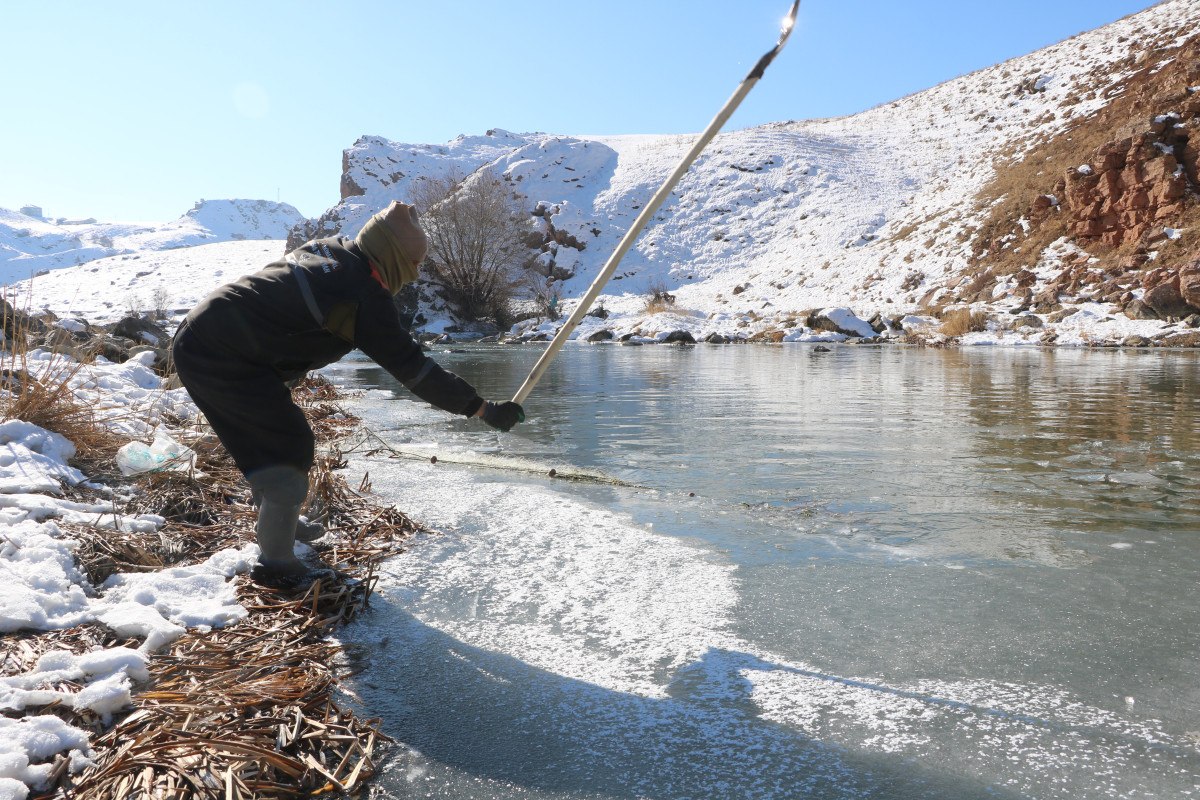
183, 237, 484, 417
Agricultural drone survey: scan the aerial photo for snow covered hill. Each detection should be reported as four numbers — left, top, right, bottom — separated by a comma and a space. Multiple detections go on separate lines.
0, 199, 303, 286
291, 0, 1199, 345
7, 240, 283, 325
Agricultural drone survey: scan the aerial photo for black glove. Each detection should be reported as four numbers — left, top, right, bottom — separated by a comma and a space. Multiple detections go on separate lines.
481, 401, 525, 432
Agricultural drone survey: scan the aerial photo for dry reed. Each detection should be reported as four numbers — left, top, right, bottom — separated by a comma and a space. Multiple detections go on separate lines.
8, 374, 419, 799
0, 296, 126, 469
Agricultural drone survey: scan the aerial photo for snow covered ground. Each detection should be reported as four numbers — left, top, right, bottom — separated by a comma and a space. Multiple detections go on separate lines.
7, 240, 283, 325
0, 199, 301, 286
0, 352, 261, 799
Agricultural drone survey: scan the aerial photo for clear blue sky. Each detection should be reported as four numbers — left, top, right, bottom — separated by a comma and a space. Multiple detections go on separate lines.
1, 0, 1160, 222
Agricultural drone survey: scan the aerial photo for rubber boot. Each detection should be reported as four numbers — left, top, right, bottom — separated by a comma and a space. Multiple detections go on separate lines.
294, 514, 326, 543
256, 499, 306, 573
250, 480, 325, 542
247, 466, 332, 588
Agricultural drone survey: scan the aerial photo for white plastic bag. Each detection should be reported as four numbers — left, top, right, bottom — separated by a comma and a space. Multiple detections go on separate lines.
115, 432, 196, 476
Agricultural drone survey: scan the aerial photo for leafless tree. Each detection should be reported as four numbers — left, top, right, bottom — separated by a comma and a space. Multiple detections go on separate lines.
414, 171, 532, 323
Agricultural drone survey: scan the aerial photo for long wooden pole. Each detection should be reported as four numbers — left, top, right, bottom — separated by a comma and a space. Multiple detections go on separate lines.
512, 1, 802, 406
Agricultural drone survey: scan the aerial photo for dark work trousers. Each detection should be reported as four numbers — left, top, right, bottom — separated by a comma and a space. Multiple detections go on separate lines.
170, 319, 315, 477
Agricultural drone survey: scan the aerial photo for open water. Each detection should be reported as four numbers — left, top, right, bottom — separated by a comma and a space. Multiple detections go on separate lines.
329, 343, 1200, 799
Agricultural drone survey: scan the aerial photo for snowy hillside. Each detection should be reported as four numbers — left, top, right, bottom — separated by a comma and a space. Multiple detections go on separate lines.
7, 240, 283, 325
290, 0, 1199, 346
0, 199, 303, 286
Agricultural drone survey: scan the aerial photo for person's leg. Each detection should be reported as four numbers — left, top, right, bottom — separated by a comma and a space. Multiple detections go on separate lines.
246, 464, 309, 571
249, 486, 325, 542
172, 323, 326, 578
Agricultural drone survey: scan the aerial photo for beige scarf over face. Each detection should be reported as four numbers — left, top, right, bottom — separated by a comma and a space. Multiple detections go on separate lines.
355, 200, 428, 294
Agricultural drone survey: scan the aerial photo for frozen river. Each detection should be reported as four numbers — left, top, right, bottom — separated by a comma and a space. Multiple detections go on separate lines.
328, 343, 1200, 799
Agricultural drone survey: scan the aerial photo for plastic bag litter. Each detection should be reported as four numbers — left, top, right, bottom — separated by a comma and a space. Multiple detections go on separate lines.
115, 432, 196, 476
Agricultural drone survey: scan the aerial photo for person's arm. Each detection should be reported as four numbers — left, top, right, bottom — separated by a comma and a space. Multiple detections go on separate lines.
354, 293, 523, 430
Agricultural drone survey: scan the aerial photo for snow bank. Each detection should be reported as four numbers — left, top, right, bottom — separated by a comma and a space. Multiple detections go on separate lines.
0, 716, 93, 799
0, 349, 258, 796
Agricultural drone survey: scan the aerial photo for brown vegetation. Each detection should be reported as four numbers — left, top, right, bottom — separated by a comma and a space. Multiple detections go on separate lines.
0, 299, 126, 469
971, 31, 1200, 287
643, 281, 678, 315
939, 307, 991, 337
4, 373, 419, 799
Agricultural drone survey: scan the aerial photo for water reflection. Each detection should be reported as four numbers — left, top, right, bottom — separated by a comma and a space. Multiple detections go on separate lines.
340, 342, 1200, 552
955, 348, 1200, 533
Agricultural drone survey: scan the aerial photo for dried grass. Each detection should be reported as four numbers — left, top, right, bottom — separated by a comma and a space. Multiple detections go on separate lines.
0, 295, 127, 471
939, 308, 991, 337
13, 376, 418, 800
642, 282, 677, 315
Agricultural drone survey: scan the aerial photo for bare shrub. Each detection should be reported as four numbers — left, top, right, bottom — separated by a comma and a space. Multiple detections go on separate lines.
152, 285, 171, 320
643, 282, 676, 314
414, 171, 532, 323
520, 271, 562, 321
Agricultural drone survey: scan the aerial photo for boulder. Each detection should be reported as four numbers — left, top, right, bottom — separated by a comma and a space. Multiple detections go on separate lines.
1012, 268, 1038, 288
808, 308, 875, 338
749, 330, 786, 344
1, 300, 48, 343
1180, 259, 1200, 310
587, 329, 614, 343
1157, 331, 1200, 347
109, 315, 170, 347
1031, 288, 1062, 314
1143, 276, 1194, 319
1123, 299, 1159, 320
41, 328, 87, 352
83, 336, 136, 363
1046, 307, 1081, 323
662, 330, 696, 344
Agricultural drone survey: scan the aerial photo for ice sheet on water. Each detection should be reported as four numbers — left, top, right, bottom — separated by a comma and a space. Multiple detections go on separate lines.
344, 421, 1200, 798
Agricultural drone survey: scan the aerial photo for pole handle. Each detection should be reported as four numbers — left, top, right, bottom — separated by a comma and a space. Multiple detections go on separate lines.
511, 1, 801, 406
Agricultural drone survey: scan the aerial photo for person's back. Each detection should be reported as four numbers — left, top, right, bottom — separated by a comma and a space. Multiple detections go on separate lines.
171, 201, 524, 589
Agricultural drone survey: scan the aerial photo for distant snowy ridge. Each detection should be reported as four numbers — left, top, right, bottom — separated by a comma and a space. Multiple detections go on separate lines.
0, 199, 304, 286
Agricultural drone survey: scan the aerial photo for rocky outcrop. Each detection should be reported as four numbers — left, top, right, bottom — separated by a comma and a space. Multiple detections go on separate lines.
286, 211, 345, 251
970, 31, 1200, 328
1181, 258, 1200, 309
11, 314, 175, 374
1063, 111, 1197, 248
